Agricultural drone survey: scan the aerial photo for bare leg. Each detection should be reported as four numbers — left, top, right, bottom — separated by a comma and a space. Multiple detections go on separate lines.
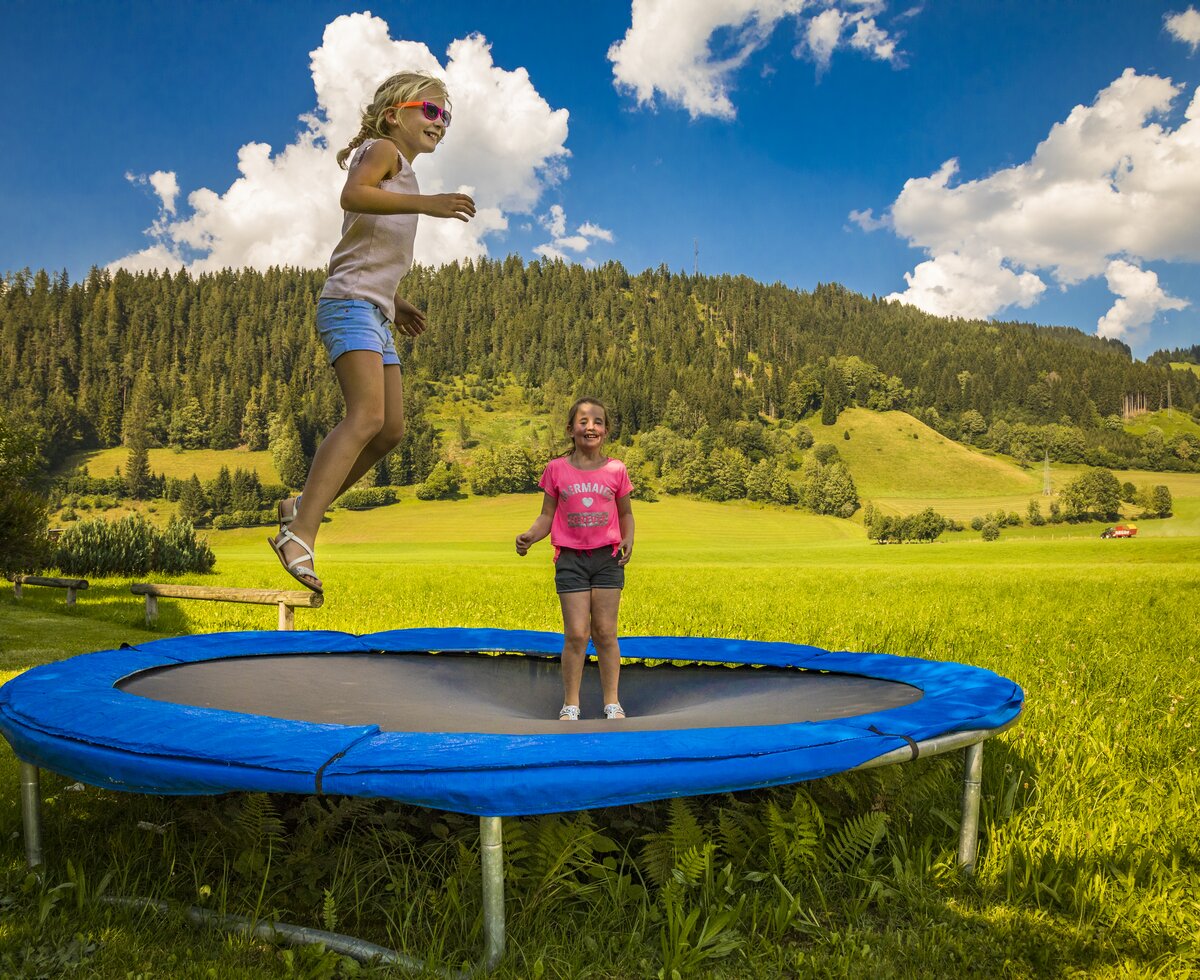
590, 588, 623, 711
559, 591, 592, 718
272, 352, 387, 587
331, 365, 406, 495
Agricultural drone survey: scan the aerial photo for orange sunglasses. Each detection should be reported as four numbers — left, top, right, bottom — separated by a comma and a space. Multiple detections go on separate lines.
394, 101, 451, 127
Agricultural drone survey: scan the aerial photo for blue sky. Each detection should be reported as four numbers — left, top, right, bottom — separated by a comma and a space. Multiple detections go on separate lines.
3, 0, 1199, 359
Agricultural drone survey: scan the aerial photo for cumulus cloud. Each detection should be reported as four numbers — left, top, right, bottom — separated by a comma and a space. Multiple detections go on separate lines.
847, 207, 889, 231
864, 69, 1200, 343
534, 206, 614, 263
1166, 7, 1200, 51
124, 170, 180, 215
112, 14, 571, 274
608, 0, 906, 120
578, 222, 614, 242
1096, 260, 1188, 342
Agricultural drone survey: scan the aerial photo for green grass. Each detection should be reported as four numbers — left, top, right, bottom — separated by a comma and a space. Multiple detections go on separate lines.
2, 494, 1198, 977
808, 409, 1042, 501
1123, 408, 1200, 441
1169, 361, 1200, 378
59, 446, 281, 483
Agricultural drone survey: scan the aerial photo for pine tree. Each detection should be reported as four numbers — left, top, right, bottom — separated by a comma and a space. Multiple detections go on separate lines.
241, 387, 267, 451
178, 474, 208, 524
208, 466, 234, 514
269, 414, 308, 489
124, 435, 152, 500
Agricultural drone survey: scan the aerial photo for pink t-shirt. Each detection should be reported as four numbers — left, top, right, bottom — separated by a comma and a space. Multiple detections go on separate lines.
539, 456, 633, 553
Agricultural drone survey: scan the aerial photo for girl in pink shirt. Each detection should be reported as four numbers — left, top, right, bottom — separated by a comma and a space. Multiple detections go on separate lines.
516, 398, 635, 721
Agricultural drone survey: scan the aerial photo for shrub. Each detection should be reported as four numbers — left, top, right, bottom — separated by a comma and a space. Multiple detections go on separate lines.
867, 506, 950, 544
212, 509, 276, 530
0, 485, 53, 576
337, 487, 398, 510
470, 447, 541, 496
630, 481, 659, 502
154, 518, 216, 574
981, 521, 1001, 542
416, 462, 463, 501
54, 514, 214, 576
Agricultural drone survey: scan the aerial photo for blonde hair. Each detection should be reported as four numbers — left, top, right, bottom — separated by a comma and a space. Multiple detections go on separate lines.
337, 71, 450, 169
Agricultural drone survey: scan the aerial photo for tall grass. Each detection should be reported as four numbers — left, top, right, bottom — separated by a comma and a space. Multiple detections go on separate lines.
1, 501, 1197, 977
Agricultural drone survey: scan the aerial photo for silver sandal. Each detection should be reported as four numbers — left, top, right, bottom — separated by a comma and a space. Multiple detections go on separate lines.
603, 703, 626, 720
268, 527, 322, 594
559, 704, 580, 721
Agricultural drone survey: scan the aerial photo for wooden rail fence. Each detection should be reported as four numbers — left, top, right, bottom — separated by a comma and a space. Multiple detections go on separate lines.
10, 575, 89, 606
130, 584, 323, 630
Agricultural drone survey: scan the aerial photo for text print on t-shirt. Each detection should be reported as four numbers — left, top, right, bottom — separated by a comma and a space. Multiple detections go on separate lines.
563, 483, 614, 528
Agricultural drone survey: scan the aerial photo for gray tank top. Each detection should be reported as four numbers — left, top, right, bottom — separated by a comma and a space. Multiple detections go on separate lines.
320, 139, 419, 323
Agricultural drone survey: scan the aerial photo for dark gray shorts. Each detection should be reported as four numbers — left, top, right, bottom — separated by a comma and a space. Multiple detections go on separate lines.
554, 546, 624, 594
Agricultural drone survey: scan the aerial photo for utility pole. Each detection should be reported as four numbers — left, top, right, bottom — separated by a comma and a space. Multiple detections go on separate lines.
1043, 451, 1052, 496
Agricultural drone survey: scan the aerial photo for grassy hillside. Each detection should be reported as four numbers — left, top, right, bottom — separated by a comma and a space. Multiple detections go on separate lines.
59, 446, 281, 483
1170, 360, 1200, 378
807, 409, 1041, 499
1122, 408, 1200, 440
806, 408, 1042, 510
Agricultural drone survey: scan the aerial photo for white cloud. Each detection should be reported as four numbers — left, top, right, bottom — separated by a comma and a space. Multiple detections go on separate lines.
847, 206, 889, 231
805, 8, 846, 72
555, 235, 592, 253
1166, 7, 1200, 51
112, 14, 570, 274
539, 203, 567, 238
888, 249, 1045, 320
871, 69, 1200, 345
608, 0, 906, 120
125, 170, 180, 215
1096, 260, 1188, 342
533, 207, 615, 263
849, 18, 897, 62
578, 222, 614, 242
533, 244, 569, 263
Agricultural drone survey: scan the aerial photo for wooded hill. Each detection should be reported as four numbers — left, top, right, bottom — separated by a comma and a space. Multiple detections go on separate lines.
3, 260, 1197, 479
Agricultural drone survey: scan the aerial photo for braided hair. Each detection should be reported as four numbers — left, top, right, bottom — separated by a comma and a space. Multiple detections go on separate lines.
337, 71, 450, 169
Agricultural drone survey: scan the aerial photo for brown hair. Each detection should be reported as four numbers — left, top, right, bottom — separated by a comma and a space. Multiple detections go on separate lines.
337, 71, 450, 169
566, 397, 610, 432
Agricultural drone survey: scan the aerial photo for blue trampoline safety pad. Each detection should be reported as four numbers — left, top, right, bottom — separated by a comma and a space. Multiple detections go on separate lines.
0, 628, 1023, 816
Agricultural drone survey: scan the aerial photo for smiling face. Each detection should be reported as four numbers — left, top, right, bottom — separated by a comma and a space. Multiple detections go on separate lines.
568, 401, 608, 452
384, 91, 448, 160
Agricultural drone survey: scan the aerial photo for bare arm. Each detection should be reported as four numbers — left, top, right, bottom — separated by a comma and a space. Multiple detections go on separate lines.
340, 140, 475, 220
616, 495, 635, 566
516, 493, 557, 555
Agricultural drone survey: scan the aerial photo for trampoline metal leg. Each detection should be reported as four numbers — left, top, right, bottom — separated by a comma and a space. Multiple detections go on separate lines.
957, 741, 984, 872
479, 816, 506, 972
20, 762, 43, 870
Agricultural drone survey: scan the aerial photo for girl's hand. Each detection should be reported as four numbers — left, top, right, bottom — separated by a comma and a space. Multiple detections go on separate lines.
393, 297, 427, 337
424, 193, 476, 221
617, 539, 634, 566
515, 531, 534, 556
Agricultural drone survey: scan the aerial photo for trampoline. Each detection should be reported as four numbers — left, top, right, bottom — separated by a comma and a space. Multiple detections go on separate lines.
0, 627, 1024, 973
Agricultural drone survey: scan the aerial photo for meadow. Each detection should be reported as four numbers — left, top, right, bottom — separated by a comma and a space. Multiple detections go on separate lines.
2, 490, 1198, 978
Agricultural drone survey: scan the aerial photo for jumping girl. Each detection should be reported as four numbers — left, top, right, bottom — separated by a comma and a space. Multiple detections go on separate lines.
270, 71, 475, 592
515, 398, 635, 721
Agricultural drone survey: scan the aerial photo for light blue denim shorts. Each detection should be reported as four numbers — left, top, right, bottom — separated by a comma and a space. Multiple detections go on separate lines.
315, 298, 400, 367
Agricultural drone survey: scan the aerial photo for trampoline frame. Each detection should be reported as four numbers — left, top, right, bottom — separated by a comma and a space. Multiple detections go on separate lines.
17, 725, 1011, 976
6, 629, 1023, 975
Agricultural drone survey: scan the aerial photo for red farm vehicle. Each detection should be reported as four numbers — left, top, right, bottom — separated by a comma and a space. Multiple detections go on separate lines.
1100, 524, 1138, 539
